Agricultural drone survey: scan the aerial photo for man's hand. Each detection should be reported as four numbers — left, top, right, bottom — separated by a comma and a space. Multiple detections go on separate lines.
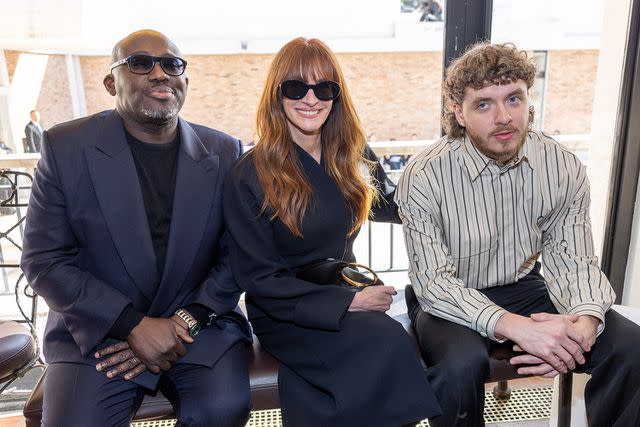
508, 314, 598, 376
496, 312, 584, 373
508, 347, 560, 377
348, 286, 397, 312
94, 341, 146, 380
565, 314, 598, 353
520, 312, 596, 354
126, 316, 194, 373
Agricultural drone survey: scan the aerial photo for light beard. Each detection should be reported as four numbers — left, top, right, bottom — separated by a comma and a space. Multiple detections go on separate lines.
140, 104, 180, 125
466, 127, 526, 165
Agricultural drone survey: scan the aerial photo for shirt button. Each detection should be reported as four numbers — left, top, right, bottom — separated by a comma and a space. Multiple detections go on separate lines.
413, 254, 420, 262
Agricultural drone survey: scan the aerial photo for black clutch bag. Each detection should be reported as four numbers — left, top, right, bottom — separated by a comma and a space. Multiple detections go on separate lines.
295, 258, 383, 291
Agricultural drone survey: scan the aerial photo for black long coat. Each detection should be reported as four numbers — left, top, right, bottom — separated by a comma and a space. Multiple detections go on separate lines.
224, 144, 441, 426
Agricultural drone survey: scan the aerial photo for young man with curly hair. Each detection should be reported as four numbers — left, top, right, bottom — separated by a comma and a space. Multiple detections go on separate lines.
396, 42, 640, 427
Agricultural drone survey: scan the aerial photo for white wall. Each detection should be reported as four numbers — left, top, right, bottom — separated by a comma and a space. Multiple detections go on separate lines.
623, 176, 640, 307
0, 0, 605, 54
6, 53, 48, 150
492, 0, 603, 49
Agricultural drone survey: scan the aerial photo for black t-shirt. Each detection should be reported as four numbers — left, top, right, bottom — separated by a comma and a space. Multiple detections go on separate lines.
125, 129, 179, 277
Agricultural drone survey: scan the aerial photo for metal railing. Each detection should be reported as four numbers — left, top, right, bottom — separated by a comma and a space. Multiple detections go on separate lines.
0, 170, 39, 331
0, 169, 44, 399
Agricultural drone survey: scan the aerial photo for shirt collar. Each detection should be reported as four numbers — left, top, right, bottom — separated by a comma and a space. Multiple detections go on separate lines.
518, 133, 536, 169
460, 134, 490, 180
459, 132, 534, 181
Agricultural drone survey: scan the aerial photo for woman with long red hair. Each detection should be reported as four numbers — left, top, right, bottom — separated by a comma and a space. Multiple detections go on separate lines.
224, 37, 440, 426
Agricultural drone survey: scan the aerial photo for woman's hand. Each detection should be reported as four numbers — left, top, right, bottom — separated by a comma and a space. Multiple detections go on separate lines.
348, 286, 397, 312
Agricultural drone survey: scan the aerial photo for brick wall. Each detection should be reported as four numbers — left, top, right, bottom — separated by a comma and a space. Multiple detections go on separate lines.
3, 49, 599, 145
180, 53, 272, 143
35, 55, 74, 129
544, 50, 599, 135
76, 51, 444, 143
339, 51, 443, 141
79, 56, 114, 116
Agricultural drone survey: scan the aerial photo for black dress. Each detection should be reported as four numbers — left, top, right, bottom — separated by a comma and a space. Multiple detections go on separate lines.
223, 144, 441, 426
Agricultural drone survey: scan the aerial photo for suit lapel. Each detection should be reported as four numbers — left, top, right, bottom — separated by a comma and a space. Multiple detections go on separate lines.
85, 111, 158, 302
150, 118, 220, 312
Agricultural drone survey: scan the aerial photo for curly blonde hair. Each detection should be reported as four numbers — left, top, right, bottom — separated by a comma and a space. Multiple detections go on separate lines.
442, 42, 537, 139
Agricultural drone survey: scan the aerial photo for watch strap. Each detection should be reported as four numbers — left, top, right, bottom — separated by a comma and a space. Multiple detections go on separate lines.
175, 308, 199, 335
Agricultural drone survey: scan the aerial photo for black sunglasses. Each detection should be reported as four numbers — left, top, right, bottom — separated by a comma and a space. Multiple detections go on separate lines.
280, 80, 341, 101
110, 54, 188, 76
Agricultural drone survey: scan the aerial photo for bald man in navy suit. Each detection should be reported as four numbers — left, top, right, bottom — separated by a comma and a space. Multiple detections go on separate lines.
21, 30, 252, 427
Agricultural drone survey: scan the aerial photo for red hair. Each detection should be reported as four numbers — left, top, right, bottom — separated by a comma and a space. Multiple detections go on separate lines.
253, 37, 373, 237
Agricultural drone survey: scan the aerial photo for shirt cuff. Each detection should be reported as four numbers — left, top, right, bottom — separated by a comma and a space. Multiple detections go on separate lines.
568, 303, 607, 336
108, 304, 145, 340
184, 304, 213, 325
294, 287, 355, 331
471, 303, 508, 342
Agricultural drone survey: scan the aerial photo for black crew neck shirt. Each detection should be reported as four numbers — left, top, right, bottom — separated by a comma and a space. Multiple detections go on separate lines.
125, 129, 180, 277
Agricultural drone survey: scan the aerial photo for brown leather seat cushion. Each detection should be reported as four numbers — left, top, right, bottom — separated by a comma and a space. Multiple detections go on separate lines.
0, 320, 37, 381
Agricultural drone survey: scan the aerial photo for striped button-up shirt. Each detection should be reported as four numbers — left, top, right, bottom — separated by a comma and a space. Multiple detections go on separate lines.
395, 131, 615, 341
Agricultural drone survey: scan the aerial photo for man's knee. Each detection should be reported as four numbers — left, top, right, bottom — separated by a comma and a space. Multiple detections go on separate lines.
179, 390, 251, 427
435, 348, 490, 384
608, 324, 640, 372
42, 363, 140, 427
596, 312, 640, 373
426, 350, 489, 427
416, 322, 490, 383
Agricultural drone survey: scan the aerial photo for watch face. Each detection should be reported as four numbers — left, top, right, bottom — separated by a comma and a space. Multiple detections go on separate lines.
189, 324, 201, 337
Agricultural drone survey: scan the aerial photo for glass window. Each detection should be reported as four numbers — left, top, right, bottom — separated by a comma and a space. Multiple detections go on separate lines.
492, 0, 629, 255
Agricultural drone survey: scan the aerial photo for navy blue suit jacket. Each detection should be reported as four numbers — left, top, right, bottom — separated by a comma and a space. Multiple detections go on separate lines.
21, 110, 251, 389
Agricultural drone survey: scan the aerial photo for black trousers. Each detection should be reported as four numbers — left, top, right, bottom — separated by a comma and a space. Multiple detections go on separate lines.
407, 267, 640, 427
41, 342, 250, 427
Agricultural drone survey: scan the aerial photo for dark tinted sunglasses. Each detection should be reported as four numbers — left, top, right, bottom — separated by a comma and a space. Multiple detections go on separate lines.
280, 80, 340, 101
110, 54, 187, 76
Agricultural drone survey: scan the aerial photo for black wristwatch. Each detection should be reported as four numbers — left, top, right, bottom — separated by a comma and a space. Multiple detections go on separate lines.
175, 308, 201, 337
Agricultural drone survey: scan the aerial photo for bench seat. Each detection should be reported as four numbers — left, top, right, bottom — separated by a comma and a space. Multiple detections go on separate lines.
22, 298, 526, 425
